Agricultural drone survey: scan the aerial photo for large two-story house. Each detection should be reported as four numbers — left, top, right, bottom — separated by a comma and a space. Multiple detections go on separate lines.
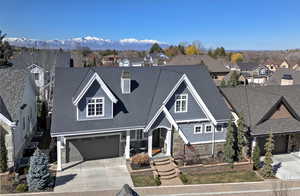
51, 65, 230, 171
0, 68, 37, 168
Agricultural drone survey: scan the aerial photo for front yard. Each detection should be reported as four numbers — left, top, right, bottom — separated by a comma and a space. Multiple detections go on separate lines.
180, 170, 263, 185
131, 175, 160, 187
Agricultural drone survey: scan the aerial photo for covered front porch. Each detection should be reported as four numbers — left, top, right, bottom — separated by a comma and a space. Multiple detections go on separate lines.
124, 127, 172, 159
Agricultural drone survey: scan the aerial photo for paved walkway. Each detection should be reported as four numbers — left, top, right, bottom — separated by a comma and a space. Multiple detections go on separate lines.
54, 158, 133, 192
3, 180, 300, 196
272, 153, 300, 180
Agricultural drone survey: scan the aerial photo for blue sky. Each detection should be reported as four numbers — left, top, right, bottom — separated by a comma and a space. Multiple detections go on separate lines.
1, 0, 300, 50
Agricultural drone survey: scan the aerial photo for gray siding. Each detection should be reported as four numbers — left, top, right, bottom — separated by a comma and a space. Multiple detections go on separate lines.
179, 122, 227, 143
166, 82, 207, 121
77, 80, 113, 120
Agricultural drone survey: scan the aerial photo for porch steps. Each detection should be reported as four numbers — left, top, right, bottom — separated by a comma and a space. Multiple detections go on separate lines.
152, 157, 183, 185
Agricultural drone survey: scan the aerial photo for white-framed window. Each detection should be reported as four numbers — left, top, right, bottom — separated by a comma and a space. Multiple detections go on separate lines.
34, 73, 39, 81
194, 125, 202, 134
216, 124, 223, 132
130, 130, 136, 140
205, 124, 212, 133
175, 94, 188, 113
86, 97, 104, 117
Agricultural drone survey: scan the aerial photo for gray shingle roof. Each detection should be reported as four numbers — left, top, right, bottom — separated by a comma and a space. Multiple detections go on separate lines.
266, 68, 300, 86
166, 55, 230, 73
10, 50, 71, 71
51, 65, 231, 135
0, 68, 31, 121
221, 85, 300, 135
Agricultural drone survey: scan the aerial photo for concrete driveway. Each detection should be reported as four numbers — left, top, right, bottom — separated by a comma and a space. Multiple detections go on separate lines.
272, 153, 300, 180
54, 157, 133, 192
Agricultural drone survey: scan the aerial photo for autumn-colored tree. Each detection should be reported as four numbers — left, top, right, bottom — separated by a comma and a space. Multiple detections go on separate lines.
231, 53, 244, 63
185, 44, 200, 55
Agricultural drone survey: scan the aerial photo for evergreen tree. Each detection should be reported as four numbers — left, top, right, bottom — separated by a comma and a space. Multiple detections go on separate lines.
220, 80, 227, 88
228, 71, 239, 87
27, 149, 50, 191
224, 119, 235, 164
262, 132, 274, 178
236, 114, 246, 161
149, 43, 163, 54
0, 30, 13, 66
252, 144, 261, 170
0, 127, 8, 172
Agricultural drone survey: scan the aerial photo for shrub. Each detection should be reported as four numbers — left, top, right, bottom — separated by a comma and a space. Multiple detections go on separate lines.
0, 128, 8, 172
154, 176, 161, 186
262, 132, 274, 178
16, 184, 28, 192
131, 153, 150, 166
252, 144, 261, 170
180, 173, 188, 184
27, 149, 50, 191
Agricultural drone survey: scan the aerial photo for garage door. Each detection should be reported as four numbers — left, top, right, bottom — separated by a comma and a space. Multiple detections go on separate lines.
257, 135, 288, 155
67, 135, 120, 162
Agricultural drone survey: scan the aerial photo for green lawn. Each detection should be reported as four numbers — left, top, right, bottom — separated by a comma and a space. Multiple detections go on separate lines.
131, 175, 158, 187
180, 171, 263, 184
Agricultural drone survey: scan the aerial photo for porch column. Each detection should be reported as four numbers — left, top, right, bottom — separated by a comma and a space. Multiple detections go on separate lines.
148, 131, 152, 157
251, 137, 257, 154
57, 137, 62, 172
125, 130, 130, 159
166, 129, 172, 156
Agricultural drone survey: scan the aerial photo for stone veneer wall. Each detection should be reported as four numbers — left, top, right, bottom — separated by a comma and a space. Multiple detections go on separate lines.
172, 129, 225, 158
288, 133, 300, 153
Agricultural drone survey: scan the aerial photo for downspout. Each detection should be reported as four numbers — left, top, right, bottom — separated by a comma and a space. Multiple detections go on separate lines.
212, 125, 215, 157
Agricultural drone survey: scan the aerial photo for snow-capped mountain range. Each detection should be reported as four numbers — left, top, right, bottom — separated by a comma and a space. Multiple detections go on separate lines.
5, 36, 169, 51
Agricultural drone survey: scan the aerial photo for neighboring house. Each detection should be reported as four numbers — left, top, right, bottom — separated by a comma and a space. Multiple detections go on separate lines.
51, 65, 231, 171
119, 57, 145, 67
238, 62, 271, 85
221, 85, 300, 156
265, 68, 300, 86
166, 55, 230, 84
101, 55, 119, 66
264, 59, 300, 72
11, 50, 71, 108
0, 68, 37, 168
144, 53, 169, 66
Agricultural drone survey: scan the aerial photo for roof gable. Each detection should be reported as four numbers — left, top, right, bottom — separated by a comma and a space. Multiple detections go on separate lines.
72, 70, 118, 105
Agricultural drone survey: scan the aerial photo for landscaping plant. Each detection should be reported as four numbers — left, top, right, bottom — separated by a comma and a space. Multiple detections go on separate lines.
27, 149, 50, 191
224, 119, 235, 164
262, 132, 274, 178
16, 184, 28, 192
131, 153, 150, 168
236, 114, 246, 161
0, 128, 8, 172
154, 176, 161, 186
252, 144, 261, 170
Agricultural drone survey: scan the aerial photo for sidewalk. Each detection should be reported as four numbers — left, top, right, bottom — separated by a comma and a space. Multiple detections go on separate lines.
2, 179, 300, 196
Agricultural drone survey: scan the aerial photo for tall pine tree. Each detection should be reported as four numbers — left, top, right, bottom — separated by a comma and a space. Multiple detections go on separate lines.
262, 132, 274, 177
27, 149, 50, 191
252, 144, 261, 170
236, 114, 246, 161
224, 119, 235, 164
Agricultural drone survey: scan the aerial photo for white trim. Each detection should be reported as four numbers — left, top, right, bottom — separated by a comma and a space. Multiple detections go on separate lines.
174, 93, 188, 113
57, 139, 62, 171
163, 106, 178, 130
231, 111, 239, 126
162, 74, 217, 125
178, 127, 189, 144
73, 72, 117, 105
204, 124, 213, 133
176, 118, 208, 123
67, 132, 121, 140
51, 125, 145, 137
0, 113, 16, 127
190, 139, 226, 145
193, 124, 203, 134
86, 97, 105, 117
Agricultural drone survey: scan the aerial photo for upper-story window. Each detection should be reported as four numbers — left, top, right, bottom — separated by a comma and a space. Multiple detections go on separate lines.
216, 124, 223, 132
205, 124, 212, 133
194, 125, 202, 134
86, 97, 104, 117
175, 94, 188, 113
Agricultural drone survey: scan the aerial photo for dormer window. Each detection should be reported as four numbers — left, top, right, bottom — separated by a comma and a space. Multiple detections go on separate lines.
87, 97, 104, 117
175, 94, 188, 113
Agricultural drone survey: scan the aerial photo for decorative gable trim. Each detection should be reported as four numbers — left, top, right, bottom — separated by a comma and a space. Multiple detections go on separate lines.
162, 74, 217, 125
73, 72, 118, 105
0, 113, 16, 127
27, 64, 44, 71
